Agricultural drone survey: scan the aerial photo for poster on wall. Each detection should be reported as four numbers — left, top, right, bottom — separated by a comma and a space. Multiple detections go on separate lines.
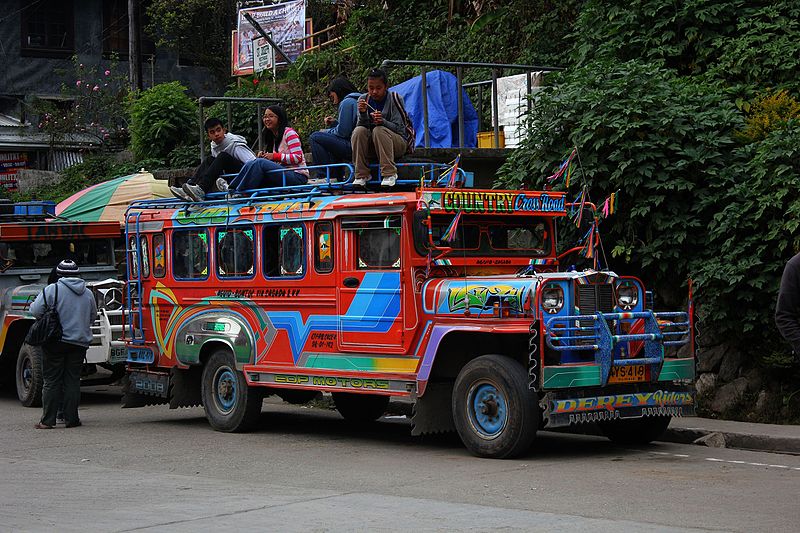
0, 152, 28, 191
236, 0, 306, 73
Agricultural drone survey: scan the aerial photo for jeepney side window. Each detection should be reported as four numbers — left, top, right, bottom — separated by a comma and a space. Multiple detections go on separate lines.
140, 236, 150, 278
172, 230, 209, 280
343, 215, 401, 269
128, 236, 138, 278
217, 226, 255, 278
152, 233, 166, 278
264, 224, 305, 278
314, 222, 333, 274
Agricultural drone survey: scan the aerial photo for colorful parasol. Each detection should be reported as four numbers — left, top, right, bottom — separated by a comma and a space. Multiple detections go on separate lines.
56, 171, 171, 225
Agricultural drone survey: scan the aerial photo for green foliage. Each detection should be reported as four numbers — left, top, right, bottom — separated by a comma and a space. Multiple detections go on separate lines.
28, 56, 129, 150
167, 145, 200, 169
128, 82, 197, 161
737, 90, 800, 143
499, 61, 741, 295
692, 120, 800, 338
706, 1, 800, 93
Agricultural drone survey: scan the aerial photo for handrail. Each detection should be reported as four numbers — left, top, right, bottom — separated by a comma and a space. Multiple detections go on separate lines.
380, 60, 563, 149
197, 96, 283, 160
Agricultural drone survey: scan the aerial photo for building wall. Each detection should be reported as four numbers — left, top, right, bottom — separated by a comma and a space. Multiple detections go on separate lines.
0, 0, 223, 101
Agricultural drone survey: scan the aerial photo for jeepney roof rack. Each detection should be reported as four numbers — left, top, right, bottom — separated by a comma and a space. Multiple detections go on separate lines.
127, 162, 470, 212
0, 200, 57, 223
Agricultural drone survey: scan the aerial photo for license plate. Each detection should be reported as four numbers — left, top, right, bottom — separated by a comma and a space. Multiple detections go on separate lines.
609, 365, 647, 383
109, 346, 127, 363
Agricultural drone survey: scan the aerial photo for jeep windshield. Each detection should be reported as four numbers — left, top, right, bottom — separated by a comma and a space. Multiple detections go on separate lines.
414, 214, 551, 257
0, 239, 113, 269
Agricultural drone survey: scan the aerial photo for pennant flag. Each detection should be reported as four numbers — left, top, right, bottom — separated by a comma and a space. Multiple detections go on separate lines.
447, 155, 461, 188
442, 211, 463, 242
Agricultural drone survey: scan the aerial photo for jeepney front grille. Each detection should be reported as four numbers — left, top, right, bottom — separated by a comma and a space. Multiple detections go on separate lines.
577, 284, 615, 346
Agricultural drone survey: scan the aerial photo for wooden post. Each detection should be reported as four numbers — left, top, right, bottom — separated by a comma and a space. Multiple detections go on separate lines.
128, 0, 142, 91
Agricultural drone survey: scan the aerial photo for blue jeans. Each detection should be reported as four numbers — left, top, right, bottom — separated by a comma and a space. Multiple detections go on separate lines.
229, 158, 308, 191
310, 131, 352, 180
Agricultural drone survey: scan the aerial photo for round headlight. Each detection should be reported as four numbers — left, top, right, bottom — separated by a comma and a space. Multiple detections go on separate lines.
616, 281, 639, 310
541, 284, 564, 314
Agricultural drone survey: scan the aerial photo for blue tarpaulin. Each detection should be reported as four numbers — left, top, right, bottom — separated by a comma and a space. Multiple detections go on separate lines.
392, 70, 478, 149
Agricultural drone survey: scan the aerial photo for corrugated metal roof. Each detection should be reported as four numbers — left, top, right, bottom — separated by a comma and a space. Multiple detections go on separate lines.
0, 114, 27, 127
49, 150, 84, 172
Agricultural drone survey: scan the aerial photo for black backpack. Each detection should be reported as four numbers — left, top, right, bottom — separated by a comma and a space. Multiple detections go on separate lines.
26, 284, 63, 346
391, 92, 416, 154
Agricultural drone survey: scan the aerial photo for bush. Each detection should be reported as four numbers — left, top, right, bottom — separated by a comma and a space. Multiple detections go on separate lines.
692, 120, 800, 341
129, 82, 197, 161
499, 60, 742, 300
167, 145, 200, 168
737, 89, 800, 143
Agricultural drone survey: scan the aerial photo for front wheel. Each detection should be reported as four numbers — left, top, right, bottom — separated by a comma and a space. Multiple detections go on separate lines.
598, 416, 672, 445
452, 354, 539, 459
201, 350, 262, 432
16, 343, 43, 407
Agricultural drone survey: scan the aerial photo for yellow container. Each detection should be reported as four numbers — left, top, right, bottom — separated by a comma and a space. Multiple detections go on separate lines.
477, 130, 505, 148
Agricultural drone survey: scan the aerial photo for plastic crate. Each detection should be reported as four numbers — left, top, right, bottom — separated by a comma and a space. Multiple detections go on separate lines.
13, 201, 56, 216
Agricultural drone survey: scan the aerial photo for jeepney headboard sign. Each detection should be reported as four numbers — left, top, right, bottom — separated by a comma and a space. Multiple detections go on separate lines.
421, 189, 567, 216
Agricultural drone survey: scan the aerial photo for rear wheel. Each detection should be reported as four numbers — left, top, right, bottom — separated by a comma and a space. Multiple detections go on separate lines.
452, 354, 538, 459
201, 350, 262, 432
598, 416, 672, 445
16, 343, 43, 407
332, 392, 389, 423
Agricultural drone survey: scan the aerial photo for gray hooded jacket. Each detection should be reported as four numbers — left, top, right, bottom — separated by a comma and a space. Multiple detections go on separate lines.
29, 277, 97, 347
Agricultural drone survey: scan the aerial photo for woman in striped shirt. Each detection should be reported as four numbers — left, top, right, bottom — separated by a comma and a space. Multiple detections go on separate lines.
218, 105, 309, 193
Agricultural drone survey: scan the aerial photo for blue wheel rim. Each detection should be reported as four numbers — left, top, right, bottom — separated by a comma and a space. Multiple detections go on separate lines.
213, 367, 237, 414
468, 381, 508, 439
21, 357, 32, 390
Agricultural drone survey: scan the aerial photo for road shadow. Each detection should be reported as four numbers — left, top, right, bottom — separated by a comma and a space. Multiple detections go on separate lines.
142, 400, 647, 460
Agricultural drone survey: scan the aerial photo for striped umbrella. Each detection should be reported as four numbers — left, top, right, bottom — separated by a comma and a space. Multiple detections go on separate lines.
56, 171, 171, 225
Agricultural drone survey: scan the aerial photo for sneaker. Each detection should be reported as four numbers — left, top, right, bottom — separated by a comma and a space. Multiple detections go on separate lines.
353, 176, 369, 188
216, 177, 229, 192
56, 414, 65, 425
380, 174, 398, 187
183, 183, 205, 201
170, 186, 192, 202
65, 420, 82, 428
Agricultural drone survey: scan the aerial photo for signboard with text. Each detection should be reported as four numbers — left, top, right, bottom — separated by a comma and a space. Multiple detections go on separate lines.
236, 0, 305, 73
0, 152, 28, 191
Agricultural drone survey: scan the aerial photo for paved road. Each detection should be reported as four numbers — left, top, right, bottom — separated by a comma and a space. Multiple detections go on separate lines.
1, 388, 799, 532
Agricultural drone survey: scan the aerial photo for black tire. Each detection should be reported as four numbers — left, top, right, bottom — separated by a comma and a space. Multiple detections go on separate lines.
16, 343, 43, 407
598, 416, 672, 445
332, 392, 389, 423
452, 354, 539, 459
201, 349, 262, 432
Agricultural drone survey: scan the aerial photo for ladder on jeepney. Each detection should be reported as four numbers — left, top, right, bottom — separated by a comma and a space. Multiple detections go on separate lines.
124, 210, 146, 344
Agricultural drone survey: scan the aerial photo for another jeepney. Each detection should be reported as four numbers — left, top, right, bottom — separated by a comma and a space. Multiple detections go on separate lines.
0, 206, 127, 406
122, 175, 694, 458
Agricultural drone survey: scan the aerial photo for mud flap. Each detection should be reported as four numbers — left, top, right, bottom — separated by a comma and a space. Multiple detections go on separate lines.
411, 381, 455, 436
121, 372, 168, 408
169, 366, 203, 409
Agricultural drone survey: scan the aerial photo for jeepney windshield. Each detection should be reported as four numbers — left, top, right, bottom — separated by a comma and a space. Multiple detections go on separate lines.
414, 214, 551, 257
0, 239, 114, 269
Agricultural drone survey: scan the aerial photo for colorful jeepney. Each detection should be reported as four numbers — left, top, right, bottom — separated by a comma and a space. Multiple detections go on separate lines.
123, 179, 694, 458
0, 214, 127, 406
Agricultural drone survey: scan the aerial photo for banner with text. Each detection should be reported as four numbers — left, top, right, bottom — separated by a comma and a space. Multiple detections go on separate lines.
236, 0, 305, 73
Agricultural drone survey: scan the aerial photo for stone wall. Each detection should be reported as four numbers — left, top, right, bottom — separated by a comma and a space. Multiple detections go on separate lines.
15, 170, 64, 194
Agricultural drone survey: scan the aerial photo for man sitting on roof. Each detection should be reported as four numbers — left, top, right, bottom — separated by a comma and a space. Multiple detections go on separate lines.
351, 68, 413, 189
171, 118, 256, 202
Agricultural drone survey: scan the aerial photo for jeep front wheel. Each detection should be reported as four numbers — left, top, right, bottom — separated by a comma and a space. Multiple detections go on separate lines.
16, 343, 43, 407
452, 354, 539, 459
201, 350, 262, 432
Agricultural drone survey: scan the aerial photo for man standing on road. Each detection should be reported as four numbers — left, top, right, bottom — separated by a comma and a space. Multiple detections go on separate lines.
775, 252, 800, 357
31, 260, 96, 429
